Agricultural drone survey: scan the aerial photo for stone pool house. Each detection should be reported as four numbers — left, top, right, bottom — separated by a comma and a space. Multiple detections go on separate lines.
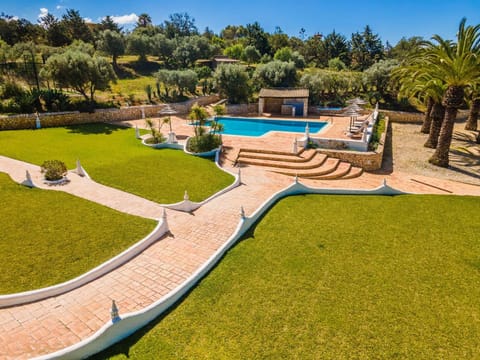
258, 88, 309, 117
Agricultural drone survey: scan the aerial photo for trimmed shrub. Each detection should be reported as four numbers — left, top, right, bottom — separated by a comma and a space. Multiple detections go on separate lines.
41, 160, 67, 181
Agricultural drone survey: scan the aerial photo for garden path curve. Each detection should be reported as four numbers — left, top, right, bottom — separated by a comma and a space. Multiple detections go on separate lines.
0, 154, 479, 359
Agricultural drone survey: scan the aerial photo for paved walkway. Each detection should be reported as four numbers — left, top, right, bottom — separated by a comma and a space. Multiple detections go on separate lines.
0, 154, 479, 359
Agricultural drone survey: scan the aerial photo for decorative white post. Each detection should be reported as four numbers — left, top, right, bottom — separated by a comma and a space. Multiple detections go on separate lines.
23, 170, 34, 188
167, 132, 177, 144
141, 107, 145, 119
35, 112, 41, 129
184, 190, 189, 201
135, 125, 141, 139
292, 138, 298, 154
111, 300, 120, 323
237, 167, 242, 184
75, 159, 87, 177
294, 173, 299, 183
162, 208, 169, 232
240, 206, 245, 219
305, 123, 310, 138
375, 102, 379, 111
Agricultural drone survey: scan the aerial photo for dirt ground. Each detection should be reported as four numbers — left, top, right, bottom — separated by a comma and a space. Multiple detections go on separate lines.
382, 119, 480, 186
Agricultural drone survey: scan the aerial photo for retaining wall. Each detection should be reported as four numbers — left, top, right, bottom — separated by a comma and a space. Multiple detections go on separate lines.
317, 117, 389, 171
226, 103, 258, 115
0, 96, 220, 131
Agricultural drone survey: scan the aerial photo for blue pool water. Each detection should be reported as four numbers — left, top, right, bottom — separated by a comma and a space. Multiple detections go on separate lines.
208, 117, 328, 137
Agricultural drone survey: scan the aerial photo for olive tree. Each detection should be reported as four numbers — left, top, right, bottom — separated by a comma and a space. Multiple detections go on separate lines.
40, 49, 116, 103
213, 64, 250, 104
96, 30, 125, 68
253, 60, 297, 88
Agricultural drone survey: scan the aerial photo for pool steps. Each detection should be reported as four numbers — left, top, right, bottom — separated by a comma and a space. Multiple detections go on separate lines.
234, 147, 363, 180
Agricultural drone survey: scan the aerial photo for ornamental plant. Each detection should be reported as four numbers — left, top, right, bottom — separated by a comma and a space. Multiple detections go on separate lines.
41, 160, 67, 181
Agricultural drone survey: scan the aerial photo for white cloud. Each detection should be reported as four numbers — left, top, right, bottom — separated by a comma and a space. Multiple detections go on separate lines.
110, 13, 139, 25
56, 5, 63, 10
38, 8, 48, 19
84, 17, 93, 23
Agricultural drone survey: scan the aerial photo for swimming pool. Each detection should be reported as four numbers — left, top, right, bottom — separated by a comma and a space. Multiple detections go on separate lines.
207, 117, 328, 137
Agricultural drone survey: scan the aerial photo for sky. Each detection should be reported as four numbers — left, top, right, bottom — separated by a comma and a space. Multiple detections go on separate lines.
3, 0, 480, 44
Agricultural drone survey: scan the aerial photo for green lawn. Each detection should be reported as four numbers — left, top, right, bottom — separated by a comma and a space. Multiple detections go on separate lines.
94, 194, 480, 359
0, 173, 156, 293
0, 124, 233, 203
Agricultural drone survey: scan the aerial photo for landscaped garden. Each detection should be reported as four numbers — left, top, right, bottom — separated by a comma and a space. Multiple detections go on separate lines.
93, 194, 480, 359
0, 123, 234, 203
0, 172, 156, 293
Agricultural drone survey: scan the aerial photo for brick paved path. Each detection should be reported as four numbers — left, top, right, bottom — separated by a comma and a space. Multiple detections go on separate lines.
0, 154, 479, 359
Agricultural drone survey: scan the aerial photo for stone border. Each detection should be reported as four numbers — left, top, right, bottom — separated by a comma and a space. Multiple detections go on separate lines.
0, 216, 169, 308
35, 179, 407, 360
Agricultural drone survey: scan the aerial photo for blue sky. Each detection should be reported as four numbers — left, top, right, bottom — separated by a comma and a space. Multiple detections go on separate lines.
3, 0, 480, 44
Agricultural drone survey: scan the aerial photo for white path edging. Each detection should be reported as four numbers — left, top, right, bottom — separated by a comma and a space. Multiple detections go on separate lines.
141, 138, 184, 150
183, 136, 221, 158
140, 137, 238, 212
164, 148, 240, 212
35, 179, 407, 360
0, 217, 169, 308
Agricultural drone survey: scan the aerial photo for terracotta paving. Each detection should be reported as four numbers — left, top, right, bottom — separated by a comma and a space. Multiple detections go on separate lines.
0, 123, 479, 358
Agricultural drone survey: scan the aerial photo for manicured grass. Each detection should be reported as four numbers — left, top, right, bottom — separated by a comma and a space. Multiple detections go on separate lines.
94, 195, 480, 359
0, 124, 233, 203
0, 173, 156, 293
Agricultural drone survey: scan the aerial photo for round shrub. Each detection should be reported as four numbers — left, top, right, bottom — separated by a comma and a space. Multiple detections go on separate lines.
41, 160, 67, 181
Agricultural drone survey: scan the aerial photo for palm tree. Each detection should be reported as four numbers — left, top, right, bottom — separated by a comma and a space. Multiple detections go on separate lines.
425, 18, 480, 167
465, 85, 480, 131
188, 103, 209, 137
394, 58, 445, 145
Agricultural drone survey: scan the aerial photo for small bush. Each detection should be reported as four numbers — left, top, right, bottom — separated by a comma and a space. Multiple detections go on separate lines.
41, 160, 67, 181
187, 134, 222, 153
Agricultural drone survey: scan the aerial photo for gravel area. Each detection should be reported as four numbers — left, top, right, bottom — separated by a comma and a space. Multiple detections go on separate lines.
385, 120, 480, 186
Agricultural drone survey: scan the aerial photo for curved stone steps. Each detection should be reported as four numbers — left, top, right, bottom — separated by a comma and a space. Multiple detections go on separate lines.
238, 153, 328, 170
308, 162, 352, 180
272, 157, 340, 178
237, 147, 306, 157
339, 166, 364, 180
238, 148, 317, 163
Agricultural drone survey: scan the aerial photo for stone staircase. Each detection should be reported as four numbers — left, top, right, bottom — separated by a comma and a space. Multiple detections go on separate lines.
231, 147, 363, 180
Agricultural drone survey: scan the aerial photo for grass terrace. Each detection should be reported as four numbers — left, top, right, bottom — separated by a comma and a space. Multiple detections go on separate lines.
0, 173, 156, 293
0, 123, 234, 203
95, 194, 480, 359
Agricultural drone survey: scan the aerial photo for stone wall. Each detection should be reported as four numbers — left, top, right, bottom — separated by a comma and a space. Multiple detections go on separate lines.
0, 95, 220, 131
381, 110, 423, 123
226, 103, 258, 115
317, 117, 389, 171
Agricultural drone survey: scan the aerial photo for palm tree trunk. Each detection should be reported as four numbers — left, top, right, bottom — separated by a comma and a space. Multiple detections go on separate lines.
465, 98, 480, 131
421, 97, 434, 134
424, 102, 444, 148
429, 85, 464, 168
429, 107, 457, 167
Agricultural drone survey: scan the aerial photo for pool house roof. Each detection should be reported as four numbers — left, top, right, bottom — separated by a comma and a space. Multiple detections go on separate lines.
259, 88, 309, 99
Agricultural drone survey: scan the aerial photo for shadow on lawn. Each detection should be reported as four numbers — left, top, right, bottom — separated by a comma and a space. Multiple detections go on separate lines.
67, 123, 129, 135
